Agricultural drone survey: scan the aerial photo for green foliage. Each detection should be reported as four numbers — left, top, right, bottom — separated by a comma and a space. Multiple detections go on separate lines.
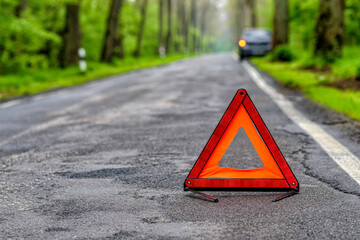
81, 0, 109, 61
141, 1, 159, 56
0, 0, 217, 77
345, 0, 360, 45
271, 45, 294, 62
119, 1, 140, 57
286, 0, 360, 63
289, 0, 318, 49
0, 0, 63, 73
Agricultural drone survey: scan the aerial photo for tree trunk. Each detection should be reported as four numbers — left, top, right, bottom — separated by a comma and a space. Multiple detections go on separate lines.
15, 0, 27, 17
134, 0, 148, 57
314, 0, 345, 58
237, 0, 246, 38
332, 0, 345, 56
234, 0, 244, 42
190, 0, 197, 53
175, 0, 183, 53
116, 29, 125, 59
9, 0, 28, 62
273, 0, 289, 49
158, 0, 164, 54
165, 0, 172, 54
101, 0, 123, 63
314, 0, 335, 58
246, 0, 256, 28
60, 4, 81, 68
199, 1, 208, 52
183, 0, 189, 53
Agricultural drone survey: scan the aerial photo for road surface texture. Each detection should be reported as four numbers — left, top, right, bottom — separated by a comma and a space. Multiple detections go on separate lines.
1, 53, 360, 239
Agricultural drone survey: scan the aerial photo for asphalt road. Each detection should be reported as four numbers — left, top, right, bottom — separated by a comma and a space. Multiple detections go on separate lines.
1, 53, 360, 239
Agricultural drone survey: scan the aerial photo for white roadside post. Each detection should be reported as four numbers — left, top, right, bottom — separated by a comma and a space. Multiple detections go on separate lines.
159, 47, 166, 59
78, 48, 87, 73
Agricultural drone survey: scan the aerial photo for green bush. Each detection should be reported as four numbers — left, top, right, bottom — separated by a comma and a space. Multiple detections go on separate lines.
271, 45, 295, 62
356, 64, 360, 81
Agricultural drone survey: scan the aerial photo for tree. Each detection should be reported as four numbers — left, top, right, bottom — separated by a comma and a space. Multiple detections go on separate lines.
175, 0, 183, 52
227, 0, 245, 43
101, 0, 123, 62
158, 0, 165, 54
203, 2, 218, 52
237, 0, 245, 40
198, 0, 208, 52
190, 0, 197, 52
116, 21, 125, 59
314, 0, 333, 58
181, 0, 189, 52
273, 0, 289, 49
314, 0, 345, 59
165, 0, 172, 54
10, 0, 28, 59
60, 4, 81, 67
15, 0, 27, 17
134, 0, 148, 57
332, 0, 345, 56
246, 0, 257, 28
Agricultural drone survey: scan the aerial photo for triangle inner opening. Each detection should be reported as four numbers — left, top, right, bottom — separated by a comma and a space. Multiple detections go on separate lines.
218, 127, 264, 170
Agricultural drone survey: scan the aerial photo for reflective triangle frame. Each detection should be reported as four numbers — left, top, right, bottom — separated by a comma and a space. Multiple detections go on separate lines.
184, 89, 299, 194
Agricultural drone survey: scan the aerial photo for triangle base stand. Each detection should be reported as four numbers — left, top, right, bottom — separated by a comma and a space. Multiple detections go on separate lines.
272, 189, 299, 202
185, 187, 299, 203
185, 187, 218, 202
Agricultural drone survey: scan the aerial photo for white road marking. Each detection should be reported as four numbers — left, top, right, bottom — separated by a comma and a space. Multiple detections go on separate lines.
242, 60, 360, 185
0, 100, 22, 109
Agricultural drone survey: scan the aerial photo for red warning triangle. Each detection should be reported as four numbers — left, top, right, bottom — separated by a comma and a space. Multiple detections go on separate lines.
184, 89, 299, 193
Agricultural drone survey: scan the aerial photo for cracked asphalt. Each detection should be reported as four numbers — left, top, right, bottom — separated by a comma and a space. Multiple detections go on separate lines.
1, 53, 360, 239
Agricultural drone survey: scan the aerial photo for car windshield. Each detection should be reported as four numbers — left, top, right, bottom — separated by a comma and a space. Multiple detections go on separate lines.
243, 29, 271, 39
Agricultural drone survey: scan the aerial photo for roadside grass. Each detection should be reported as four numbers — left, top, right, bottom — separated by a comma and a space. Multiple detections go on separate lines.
0, 54, 192, 101
331, 46, 360, 79
251, 57, 329, 89
251, 46, 360, 121
306, 86, 360, 120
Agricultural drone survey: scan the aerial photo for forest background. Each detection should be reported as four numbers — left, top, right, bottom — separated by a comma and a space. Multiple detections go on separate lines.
0, 0, 359, 120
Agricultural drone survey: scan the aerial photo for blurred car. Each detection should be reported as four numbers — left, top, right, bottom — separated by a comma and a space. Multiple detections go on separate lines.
238, 28, 272, 60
